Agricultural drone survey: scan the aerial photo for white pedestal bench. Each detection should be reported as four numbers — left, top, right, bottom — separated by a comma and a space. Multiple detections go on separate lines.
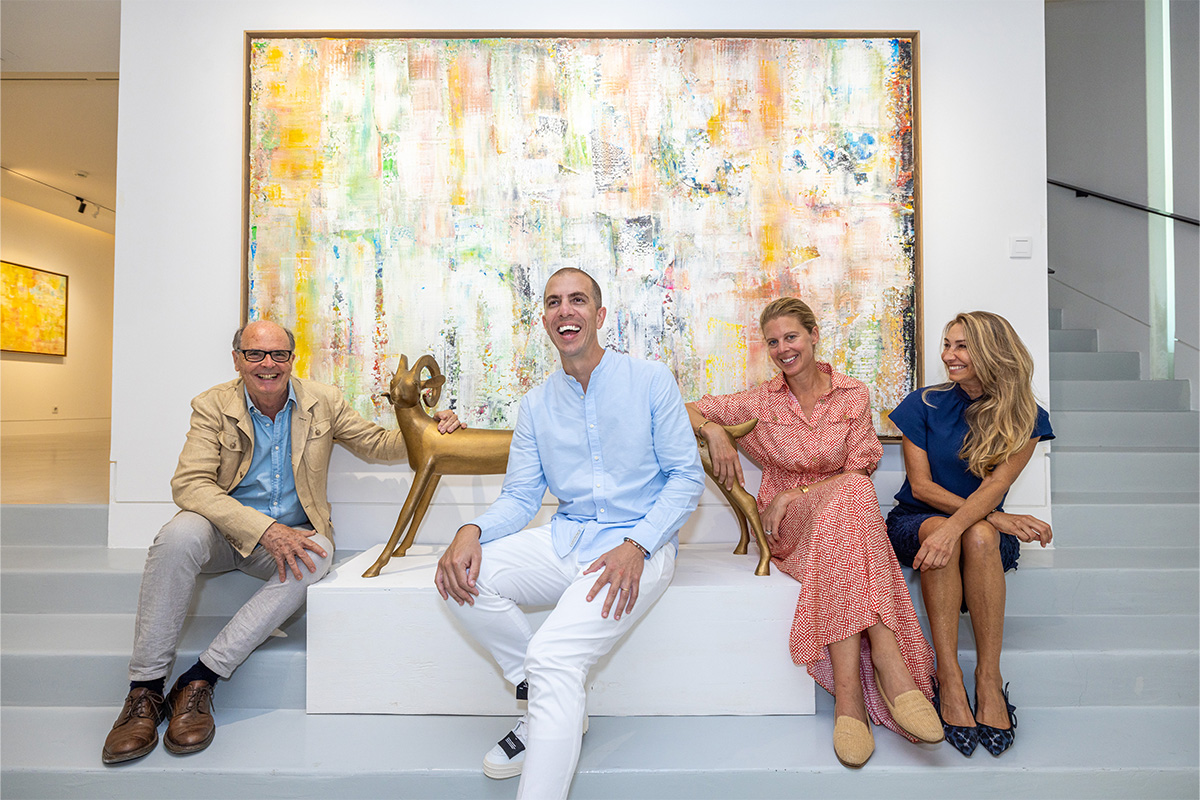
307, 543, 815, 716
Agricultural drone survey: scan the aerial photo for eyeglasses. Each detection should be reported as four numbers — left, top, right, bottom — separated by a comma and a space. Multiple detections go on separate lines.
237, 349, 294, 363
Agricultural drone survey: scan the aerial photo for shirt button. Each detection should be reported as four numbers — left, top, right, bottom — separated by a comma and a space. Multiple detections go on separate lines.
589, 424, 594, 428
594, 456, 599, 461
600, 508, 605, 513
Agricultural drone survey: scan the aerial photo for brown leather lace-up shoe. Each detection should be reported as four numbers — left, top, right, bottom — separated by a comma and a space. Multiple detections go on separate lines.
163, 680, 216, 755
102, 687, 167, 764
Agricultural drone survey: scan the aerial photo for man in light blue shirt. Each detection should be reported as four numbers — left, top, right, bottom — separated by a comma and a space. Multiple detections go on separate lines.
435, 268, 704, 799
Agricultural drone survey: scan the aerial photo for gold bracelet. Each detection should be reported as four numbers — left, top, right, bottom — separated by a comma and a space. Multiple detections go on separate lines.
697, 420, 712, 436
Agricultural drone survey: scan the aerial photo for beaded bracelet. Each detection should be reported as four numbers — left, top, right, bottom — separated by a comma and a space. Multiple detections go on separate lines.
623, 537, 650, 557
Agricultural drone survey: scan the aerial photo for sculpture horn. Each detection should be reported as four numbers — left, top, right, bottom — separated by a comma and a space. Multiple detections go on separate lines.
411, 354, 444, 408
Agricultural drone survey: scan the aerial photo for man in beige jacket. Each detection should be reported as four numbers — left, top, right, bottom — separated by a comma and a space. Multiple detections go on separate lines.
102, 320, 461, 764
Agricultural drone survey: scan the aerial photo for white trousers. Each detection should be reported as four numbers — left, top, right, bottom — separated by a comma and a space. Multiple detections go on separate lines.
446, 524, 675, 800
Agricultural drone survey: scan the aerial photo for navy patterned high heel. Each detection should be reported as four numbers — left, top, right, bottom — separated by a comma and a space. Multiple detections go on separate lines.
974, 682, 1017, 757
932, 679, 977, 757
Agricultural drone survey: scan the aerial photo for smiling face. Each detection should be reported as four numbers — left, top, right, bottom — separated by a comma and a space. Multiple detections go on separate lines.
233, 321, 294, 410
541, 270, 606, 366
942, 322, 982, 396
762, 314, 819, 379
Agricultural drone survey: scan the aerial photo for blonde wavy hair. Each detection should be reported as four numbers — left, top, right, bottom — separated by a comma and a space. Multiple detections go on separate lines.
923, 311, 1038, 478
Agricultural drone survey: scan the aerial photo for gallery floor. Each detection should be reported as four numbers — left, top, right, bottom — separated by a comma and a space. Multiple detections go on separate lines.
0, 428, 109, 505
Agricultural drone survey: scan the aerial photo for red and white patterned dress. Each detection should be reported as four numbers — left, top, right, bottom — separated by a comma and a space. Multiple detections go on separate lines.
697, 363, 935, 738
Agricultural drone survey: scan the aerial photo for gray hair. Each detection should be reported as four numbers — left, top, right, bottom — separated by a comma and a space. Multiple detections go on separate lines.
232, 321, 296, 350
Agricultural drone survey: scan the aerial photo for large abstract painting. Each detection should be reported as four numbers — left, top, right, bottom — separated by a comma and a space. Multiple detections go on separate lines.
2, 261, 68, 356
246, 34, 919, 435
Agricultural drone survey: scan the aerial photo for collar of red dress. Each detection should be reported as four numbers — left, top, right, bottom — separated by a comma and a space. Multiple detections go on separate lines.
766, 361, 856, 395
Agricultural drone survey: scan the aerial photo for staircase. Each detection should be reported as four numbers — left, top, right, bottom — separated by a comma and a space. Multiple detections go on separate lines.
1, 310, 1197, 798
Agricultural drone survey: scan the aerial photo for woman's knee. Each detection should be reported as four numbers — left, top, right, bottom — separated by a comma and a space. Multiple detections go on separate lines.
835, 473, 877, 500
961, 521, 1001, 560
917, 516, 960, 556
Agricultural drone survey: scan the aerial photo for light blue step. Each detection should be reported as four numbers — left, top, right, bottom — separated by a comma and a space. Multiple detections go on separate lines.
0, 505, 107, 547
0, 547, 260, 615
0, 547, 362, 615
905, 553, 1198, 616
1050, 449, 1200, 494
930, 613, 1199, 707
1049, 329, 1098, 352
1052, 410, 1199, 448
10, 541, 1192, 618
0, 614, 309, 710
1051, 502, 1200, 547
1051, 351, 1140, 380
7, 608, 1191, 710
1, 705, 1196, 799
1051, 380, 1192, 411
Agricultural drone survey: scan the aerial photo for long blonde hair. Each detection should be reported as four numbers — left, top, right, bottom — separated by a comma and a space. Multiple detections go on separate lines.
923, 311, 1038, 478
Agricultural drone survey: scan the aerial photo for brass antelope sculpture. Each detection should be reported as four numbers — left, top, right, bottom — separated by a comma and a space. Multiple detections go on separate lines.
361, 354, 513, 578
361, 353, 771, 578
697, 420, 772, 576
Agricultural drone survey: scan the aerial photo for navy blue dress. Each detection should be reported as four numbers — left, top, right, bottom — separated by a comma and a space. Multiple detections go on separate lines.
886, 384, 1054, 572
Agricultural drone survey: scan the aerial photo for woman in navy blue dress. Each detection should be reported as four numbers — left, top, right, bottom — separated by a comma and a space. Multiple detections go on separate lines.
886, 311, 1054, 758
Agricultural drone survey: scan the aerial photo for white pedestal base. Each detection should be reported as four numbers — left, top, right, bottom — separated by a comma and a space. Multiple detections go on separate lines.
307, 544, 815, 716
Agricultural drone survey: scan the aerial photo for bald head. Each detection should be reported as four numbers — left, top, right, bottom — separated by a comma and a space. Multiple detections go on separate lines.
233, 320, 295, 351
545, 268, 602, 308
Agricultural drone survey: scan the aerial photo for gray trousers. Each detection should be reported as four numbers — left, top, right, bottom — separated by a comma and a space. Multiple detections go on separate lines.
128, 510, 333, 681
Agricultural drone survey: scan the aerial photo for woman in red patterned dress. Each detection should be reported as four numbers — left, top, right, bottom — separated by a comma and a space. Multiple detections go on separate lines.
687, 298, 941, 768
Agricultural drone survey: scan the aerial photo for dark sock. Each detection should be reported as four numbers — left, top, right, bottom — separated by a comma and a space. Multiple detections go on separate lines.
130, 678, 166, 697
173, 660, 220, 691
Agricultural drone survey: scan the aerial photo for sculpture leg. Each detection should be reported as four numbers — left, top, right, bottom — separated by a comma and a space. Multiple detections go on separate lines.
363, 468, 435, 578
731, 504, 750, 555
712, 481, 771, 576
746, 509, 771, 577
392, 474, 441, 558
726, 484, 771, 577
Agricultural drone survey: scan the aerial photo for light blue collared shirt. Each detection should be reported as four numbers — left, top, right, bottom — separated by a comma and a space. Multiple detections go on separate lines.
470, 350, 704, 560
231, 386, 309, 529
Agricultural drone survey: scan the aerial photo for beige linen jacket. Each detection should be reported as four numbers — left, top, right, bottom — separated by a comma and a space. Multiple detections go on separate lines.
170, 377, 405, 556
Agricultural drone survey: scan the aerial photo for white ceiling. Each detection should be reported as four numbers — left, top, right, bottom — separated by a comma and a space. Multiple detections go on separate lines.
1, 0, 122, 234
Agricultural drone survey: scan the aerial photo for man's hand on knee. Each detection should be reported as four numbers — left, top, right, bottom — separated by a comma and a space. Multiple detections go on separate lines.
259, 523, 328, 582
584, 541, 646, 621
435, 524, 483, 605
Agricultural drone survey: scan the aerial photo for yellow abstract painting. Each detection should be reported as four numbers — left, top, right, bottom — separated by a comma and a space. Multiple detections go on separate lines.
2, 261, 68, 356
247, 35, 919, 435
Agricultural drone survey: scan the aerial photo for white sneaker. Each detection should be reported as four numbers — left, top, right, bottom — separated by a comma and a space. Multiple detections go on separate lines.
482, 715, 590, 780
483, 716, 528, 779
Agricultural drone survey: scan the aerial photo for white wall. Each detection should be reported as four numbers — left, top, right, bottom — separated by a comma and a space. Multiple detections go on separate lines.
1046, 0, 1199, 404
1, 198, 114, 434
110, 0, 1052, 548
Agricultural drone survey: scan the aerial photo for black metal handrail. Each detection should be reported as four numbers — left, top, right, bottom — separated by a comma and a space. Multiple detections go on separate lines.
1048, 179, 1199, 227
